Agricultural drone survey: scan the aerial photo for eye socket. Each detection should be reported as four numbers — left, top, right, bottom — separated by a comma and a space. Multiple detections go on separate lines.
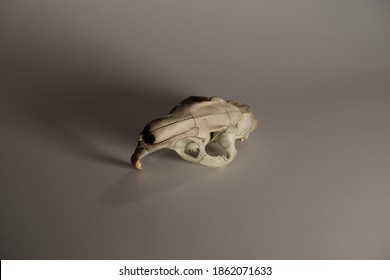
205, 142, 227, 157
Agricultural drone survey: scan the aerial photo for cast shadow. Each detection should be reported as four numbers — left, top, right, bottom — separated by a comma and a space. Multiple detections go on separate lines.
1, 40, 184, 169
0, 21, 210, 205
24, 81, 183, 168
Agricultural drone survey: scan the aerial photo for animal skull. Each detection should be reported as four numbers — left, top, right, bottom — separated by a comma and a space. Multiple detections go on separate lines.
131, 96, 257, 170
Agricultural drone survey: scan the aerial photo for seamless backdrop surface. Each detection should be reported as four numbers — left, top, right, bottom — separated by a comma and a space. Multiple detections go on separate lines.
1, 0, 390, 259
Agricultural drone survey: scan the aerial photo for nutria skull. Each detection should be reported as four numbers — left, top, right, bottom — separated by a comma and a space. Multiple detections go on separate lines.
131, 96, 257, 170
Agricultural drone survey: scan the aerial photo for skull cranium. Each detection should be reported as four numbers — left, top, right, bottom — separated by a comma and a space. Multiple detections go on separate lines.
131, 96, 257, 170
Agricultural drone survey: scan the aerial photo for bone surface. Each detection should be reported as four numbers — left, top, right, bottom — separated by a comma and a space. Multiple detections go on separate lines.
131, 96, 257, 170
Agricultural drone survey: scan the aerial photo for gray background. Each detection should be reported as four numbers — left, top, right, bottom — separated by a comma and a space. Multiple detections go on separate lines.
1, 0, 389, 259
